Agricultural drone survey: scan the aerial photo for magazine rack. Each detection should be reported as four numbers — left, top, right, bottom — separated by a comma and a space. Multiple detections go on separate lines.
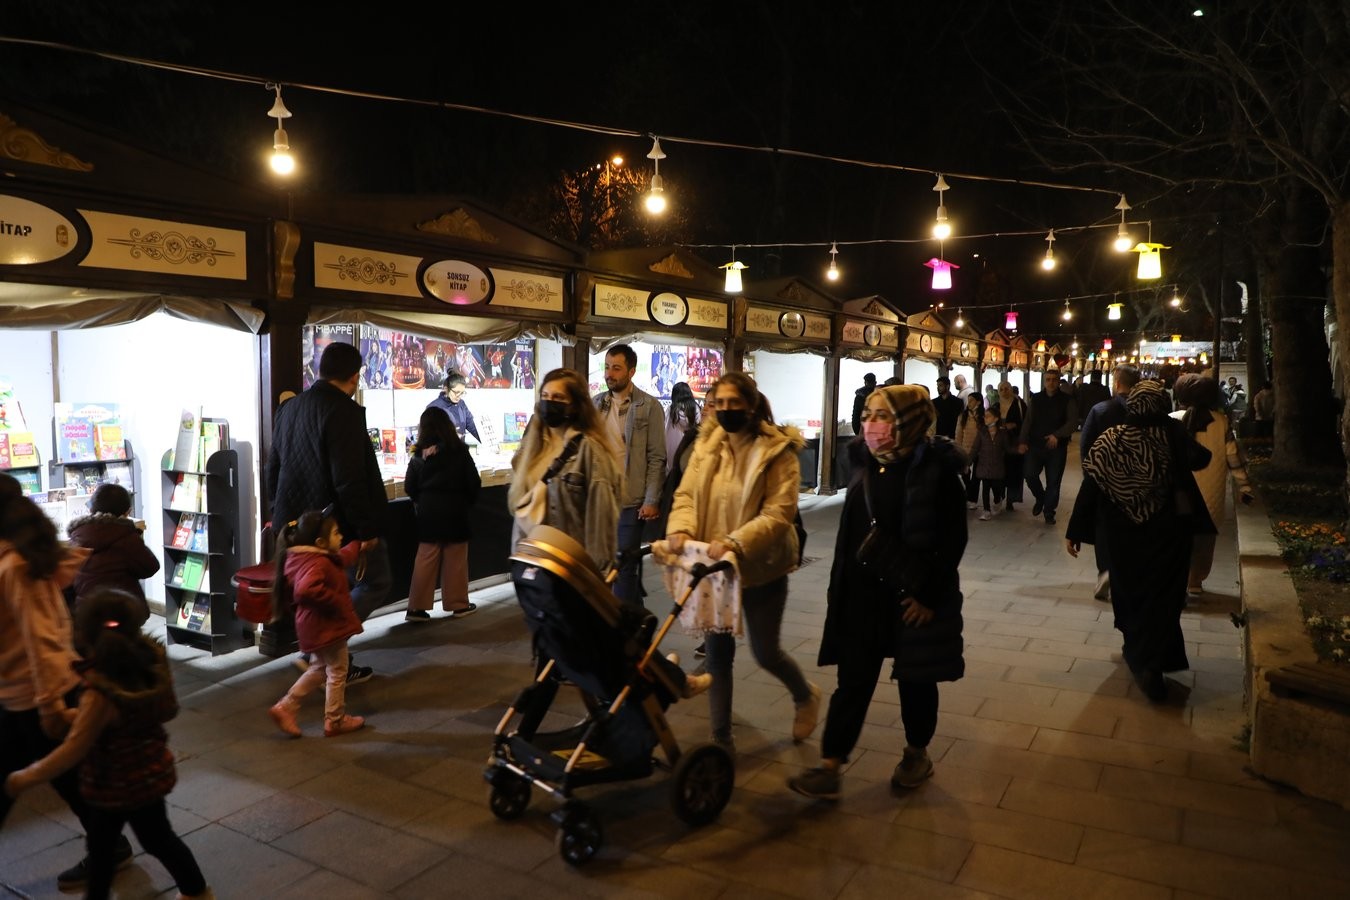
160, 441, 249, 655
49, 439, 138, 516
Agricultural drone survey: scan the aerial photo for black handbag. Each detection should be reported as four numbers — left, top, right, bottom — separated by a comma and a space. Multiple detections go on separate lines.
854, 468, 916, 593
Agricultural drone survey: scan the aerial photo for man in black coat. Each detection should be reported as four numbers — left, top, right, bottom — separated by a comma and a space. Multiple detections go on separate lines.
1017, 370, 1078, 526
267, 341, 390, 683
931, 376, 964, 439
850, 372, 876, 434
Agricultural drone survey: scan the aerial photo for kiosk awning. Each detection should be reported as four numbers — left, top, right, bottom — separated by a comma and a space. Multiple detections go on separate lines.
0, 283, 264, 332
307, 306, 573, 345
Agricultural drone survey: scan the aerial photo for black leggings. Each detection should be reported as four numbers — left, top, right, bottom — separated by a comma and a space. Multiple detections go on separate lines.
820, 649, 940, 762
86, 798, 206, 899
0, 691, 93, 837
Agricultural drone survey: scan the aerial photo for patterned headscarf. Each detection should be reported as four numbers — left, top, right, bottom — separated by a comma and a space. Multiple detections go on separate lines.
1173, 373, 1220, 434
1082, 380, 1173, 525
866, 384, 936, 463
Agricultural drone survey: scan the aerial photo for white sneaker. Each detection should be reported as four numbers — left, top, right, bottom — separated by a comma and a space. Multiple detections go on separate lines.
991, 505, 1002, 516
978, 510, 992, 521
966, 502, 978, 510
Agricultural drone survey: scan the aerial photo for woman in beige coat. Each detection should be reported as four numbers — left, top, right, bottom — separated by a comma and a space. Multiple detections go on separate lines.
665, 372, 820, 752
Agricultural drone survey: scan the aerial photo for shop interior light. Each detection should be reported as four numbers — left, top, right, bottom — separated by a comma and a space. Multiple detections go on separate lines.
1041, 230, 1056, 270
1113, 194, 1132, 252
1107, 301, 1123, 321
721, 246, 746, 293
924, 257, 957, 290
1004, 307, 1018, 331
644, 136, 667, 214
267, 84, 295, 176
931, 174, 951, 240
826, 242, 840, 281
1134, 241, 1166, 279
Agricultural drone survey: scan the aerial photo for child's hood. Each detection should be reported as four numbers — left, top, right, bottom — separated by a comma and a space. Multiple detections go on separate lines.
283, 545, 343, 579
66, 513, 141, 551
82, 639, 175, 712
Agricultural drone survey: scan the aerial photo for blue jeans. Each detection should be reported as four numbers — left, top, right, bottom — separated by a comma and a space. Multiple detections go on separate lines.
349, 539, 393, 622
1023, 443, 1068, 516
703, 576, 812, 745
613, 506, 644, 606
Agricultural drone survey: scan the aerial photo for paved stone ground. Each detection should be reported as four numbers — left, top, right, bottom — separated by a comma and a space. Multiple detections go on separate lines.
5, 451, 1350, 899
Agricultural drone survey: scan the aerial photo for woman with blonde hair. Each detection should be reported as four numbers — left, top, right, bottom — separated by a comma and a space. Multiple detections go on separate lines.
509, 368, 623, 570
664, 372, 820, 752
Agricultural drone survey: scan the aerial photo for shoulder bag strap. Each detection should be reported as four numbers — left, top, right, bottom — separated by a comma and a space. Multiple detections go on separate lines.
541, 433, 585, 484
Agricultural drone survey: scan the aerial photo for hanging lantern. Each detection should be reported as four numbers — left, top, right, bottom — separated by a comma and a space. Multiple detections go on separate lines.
1034, 339, 1047, 352
1004, 308, 1018, 331
1102, 338, 1113, 351
1171, 334, 1182, 342
1133, 242, 1167, 279
721, 259, 747, 294
1107, 302, 1123, 321
924, 257, 958, 290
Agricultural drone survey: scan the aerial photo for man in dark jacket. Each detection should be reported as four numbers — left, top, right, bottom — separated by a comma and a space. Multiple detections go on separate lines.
850, 373, 876, 433
267, 341, 389, 683
1018, 369, 1077, 526
931, 376, 964, 439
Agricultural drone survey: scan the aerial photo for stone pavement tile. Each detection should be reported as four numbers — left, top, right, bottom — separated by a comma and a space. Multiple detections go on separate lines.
168, 759, 283, 821
944, 675, 1061, 708
935, 691, 986, 718
999, 776, 1183, 841
1074, 825, 1345, 899
1181, 807, 1350, 880
1047, 686, 1190, 725
168, 705, 254, 759
272, 809, 448, 892
269, 869, 395, 899
292, 763, 456, 828
1037, 613, 1119, 634
940, 739, 1102, 791
1003, 665, 1131, 697
963, 645, 1075, 673
961, 659, 1013, 680
183, 822, 319, 896
1111, 715, 1244, 756
1185, 748, 1279, 791
789, 809, 976, 882
219, 790, 334, 843
659, 823, 862, 900
980, 621, 1093, 645
191, 728, 346, 788
890, 788, 1085, 863
958, 609, 1049, 627
1028, 729, 1190, 776
536, 847, 734, 899
963, 631, 1033, 651
933, 711, 1039, 749
401, 793, 559, 870
974, 697, 1118, 738
0, 802, 79, 867
1096, 764, 1279, 824
955, 843, 1170, 900
1273, 788, 1350, 832
1195, 641, 1242, 659
1064, 658, 1131, 680
840, 864, 999, 900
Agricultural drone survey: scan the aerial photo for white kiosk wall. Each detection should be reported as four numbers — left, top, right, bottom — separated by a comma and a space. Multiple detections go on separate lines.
748, 351, 825, 439
904, 357, 942, 395
837, 358, 893, 433
949, 363, 977, 396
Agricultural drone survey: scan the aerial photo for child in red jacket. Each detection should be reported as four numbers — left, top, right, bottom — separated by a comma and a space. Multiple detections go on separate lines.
267, 510, 366, 738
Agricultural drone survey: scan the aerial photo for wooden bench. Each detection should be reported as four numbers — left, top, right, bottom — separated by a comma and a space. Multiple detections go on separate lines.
1267, 662, 1350, 708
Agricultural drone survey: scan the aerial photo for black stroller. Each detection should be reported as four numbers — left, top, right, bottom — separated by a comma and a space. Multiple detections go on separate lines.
484, 524, 735, 865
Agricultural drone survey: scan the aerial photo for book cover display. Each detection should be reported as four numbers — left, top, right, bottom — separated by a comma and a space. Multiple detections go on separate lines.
302, 327, 536, 392
54, 402, 123, 463
172, 408, 202, 472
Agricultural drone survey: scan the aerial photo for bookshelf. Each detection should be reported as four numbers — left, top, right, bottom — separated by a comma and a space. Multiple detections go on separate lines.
49, 439, 138, 516
0, 431, 43, 496
160, 427, 249, 655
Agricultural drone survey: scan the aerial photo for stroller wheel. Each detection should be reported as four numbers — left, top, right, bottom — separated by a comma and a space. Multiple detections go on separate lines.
671, 742, 735, 827
554, 801, 603, 866
486, 772, 532, 821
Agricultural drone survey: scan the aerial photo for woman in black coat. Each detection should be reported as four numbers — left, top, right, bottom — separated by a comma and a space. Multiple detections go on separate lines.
403, 407, 481, 622
789, 384, 968, 802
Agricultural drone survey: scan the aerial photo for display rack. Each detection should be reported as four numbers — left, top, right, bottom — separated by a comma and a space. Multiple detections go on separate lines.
160, 438, 250, 655
0, 431, 43, 495
49, 439, 138, 515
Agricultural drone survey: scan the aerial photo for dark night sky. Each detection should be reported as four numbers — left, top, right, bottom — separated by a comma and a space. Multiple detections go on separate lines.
0, 1, 1187, 339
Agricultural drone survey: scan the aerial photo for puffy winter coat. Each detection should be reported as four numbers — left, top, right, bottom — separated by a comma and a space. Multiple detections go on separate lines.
284, 543, 363, 653
66, 514, 160, 618
405, 440, 482, 543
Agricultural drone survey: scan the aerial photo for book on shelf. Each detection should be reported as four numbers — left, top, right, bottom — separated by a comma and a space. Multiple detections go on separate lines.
171, 512, 194, 549
186, 594, 211, 632
75, 466, 104, 494
102, 461, 132, 486
6, 432, 39, 468
172, 407, 202, 472
10, 469, 41, 495
168, 473, 202, 512
94, 424, 127, 460
199, 419, 228, 464
180, 555, 206, 592
189, 514, 209, 552
0, 433, 9, 469
171, 559, 187, 586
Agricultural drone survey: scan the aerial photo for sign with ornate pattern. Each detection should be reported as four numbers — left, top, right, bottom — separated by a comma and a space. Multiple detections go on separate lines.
314, 242, 418, 296
489, 268, 564, 312
422, 259, 492, 306
0, 195, 76, 265
593, 283, 649, 321
746, 305, 829, 341
687, 297, 727, 328
649, 292, 689, 326
79, 210, 246, 279
804, 314, 830, 341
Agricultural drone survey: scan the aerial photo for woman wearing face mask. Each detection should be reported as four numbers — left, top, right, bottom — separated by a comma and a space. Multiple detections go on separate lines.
508, 368, 622, 569
664, 372, 820, 753
788, 384, 967, 801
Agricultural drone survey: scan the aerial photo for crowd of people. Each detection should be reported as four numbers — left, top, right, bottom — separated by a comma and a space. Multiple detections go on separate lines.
1, 341, 1261, 895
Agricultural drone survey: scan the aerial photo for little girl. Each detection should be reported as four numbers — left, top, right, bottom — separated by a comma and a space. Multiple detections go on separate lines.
403, 406, 481, 623
67, 483, 161, 623
268, 510, 366, 738
4, 588, 212, 900
970, 406, 1008, 521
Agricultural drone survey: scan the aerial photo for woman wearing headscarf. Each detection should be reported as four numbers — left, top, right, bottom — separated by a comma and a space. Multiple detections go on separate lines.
1171, 374, 1254, 597
788, 385, 967, 801
1065, 380, 1215, 702
995, 381, 1026, 511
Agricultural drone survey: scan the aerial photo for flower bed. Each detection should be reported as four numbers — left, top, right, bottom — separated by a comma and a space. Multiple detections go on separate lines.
1248, 438, 1350, 664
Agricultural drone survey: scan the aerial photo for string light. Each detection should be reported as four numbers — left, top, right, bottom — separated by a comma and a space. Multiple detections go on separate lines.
1113, 195, 1133, 251
266, 84, 295, 176
826, 242, 840, 281
1170, 287, 1182, 307
1005, 306, 1018, 331
932, 174, 951, 240
644, 136, 667, 214
954, 308, 965, 328
1062, 299, 1072, 321
1041, 229, 1056, 270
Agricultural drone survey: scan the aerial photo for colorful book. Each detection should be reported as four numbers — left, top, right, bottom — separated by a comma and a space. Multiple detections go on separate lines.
94, 424, 126, 460
187, 594, 211, 632
0, 433, 9, 469
6, 433, 38, 468
169, 473, 201, 512
11, 469, 41, 495
173, 408, 202, 472
76, 466, 104, 494
171, 513, 194, 549
57, 418, 96, 463
189, 514, 209, 552
181, 555, 206, 592
102, 461, 132, 486
171, 559, 187, 586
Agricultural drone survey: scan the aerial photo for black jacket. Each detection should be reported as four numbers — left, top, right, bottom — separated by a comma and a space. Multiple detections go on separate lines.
819, 437, 967, 683
66, 514, 161, 619
932, 393, 964, 439
267, 381, 388, 540
404, 441, 482, 543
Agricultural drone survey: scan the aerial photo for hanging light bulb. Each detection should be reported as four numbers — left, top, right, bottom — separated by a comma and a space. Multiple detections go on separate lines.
721, 246, 746, 293
1103, 338, 1113, 351
644, 136, 667, 214
1133, 241, 1167, 279
924, 257, 958, 290
1071, 336, 1079, 350
267, 84, 295, 176
1005, 307, 1018, 331
954, 308, 965, 329
1108, 301, 1123, 320
1170, 286, 1182, 307
826, 242, 840, 281
1041, 229, 1057, 270
1113, 194, 1132, 251
1062, 298, 1073, 321
931, 174, 951, 239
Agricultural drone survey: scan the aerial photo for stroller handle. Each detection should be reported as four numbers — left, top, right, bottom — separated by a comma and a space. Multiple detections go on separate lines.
687, 558, 734, 587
